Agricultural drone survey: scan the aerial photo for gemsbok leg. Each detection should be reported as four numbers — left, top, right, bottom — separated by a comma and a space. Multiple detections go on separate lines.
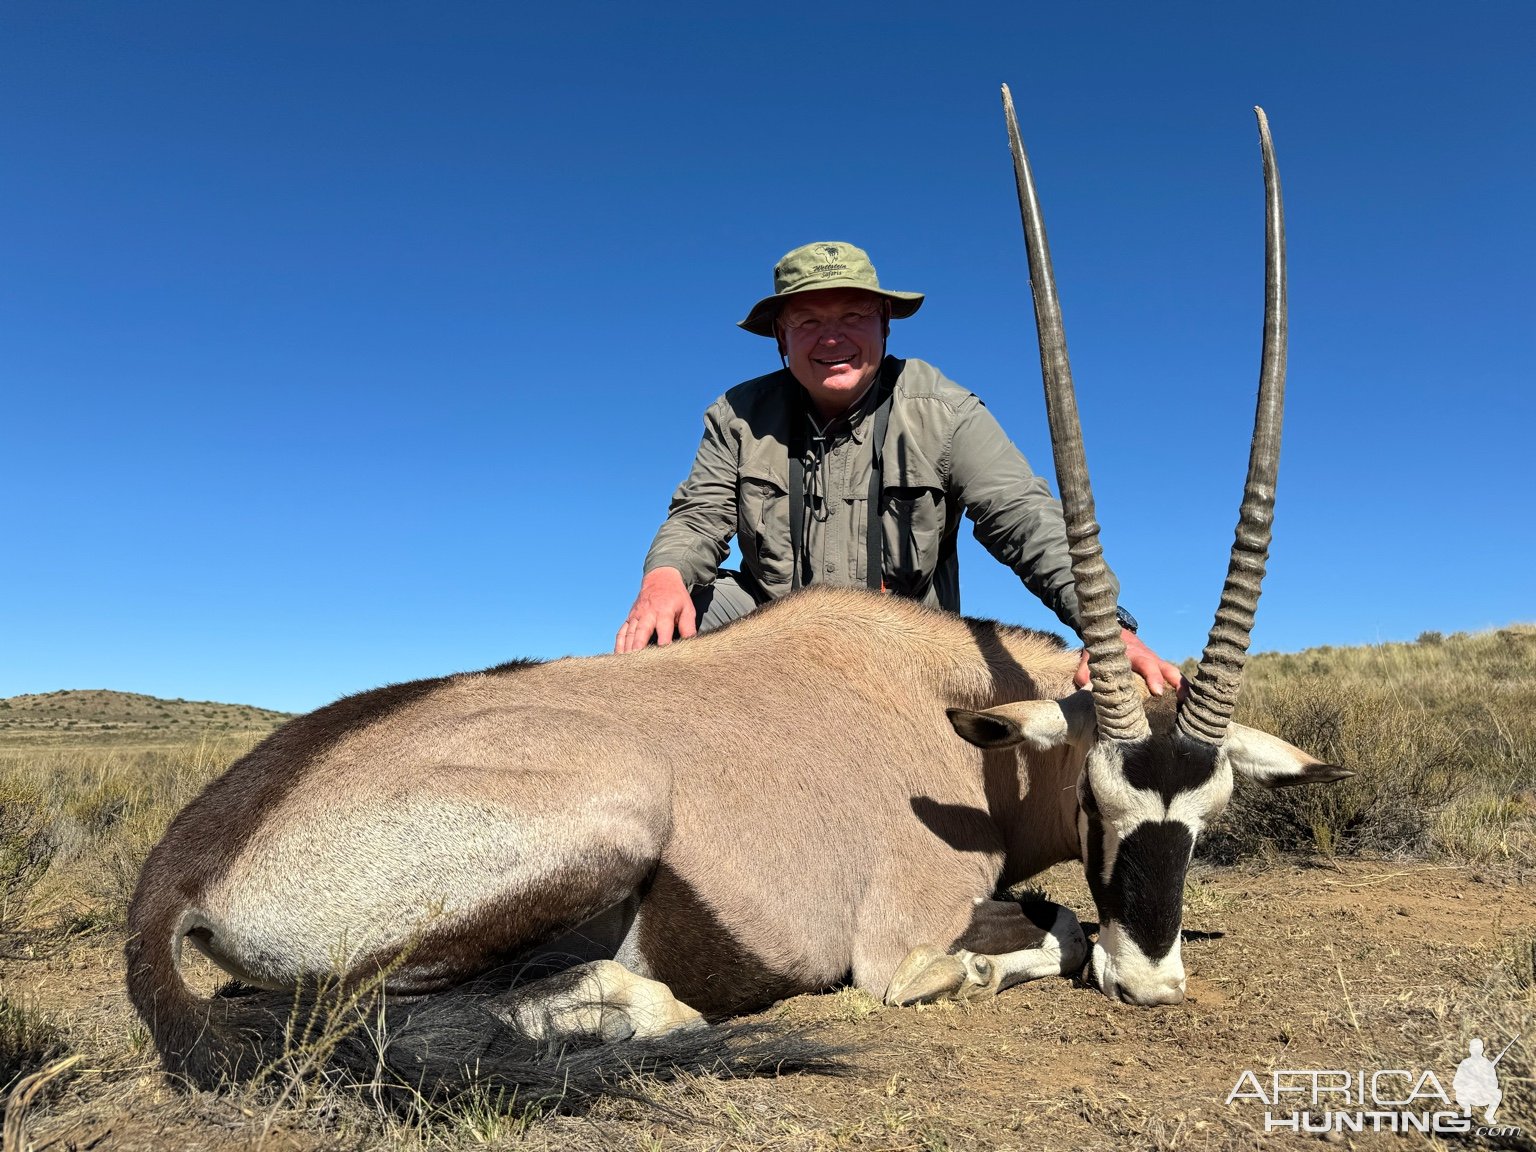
884, 899, 1087, 1005
488, 959, 705, 1042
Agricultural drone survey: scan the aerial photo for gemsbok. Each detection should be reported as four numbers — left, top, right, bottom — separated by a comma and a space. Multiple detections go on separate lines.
126, 91, 1349, 1102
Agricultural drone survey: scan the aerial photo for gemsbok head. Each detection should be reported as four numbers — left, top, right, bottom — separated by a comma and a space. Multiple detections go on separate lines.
948, 90, 1351, 1006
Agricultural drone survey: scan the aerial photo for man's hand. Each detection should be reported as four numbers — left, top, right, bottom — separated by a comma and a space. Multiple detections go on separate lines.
1074, 629, 1184, 697
615, 567, 697, 653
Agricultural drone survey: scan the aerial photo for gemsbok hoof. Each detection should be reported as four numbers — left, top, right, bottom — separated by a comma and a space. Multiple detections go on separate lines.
886, 945, 999, 1005
494, 959, 707, 1042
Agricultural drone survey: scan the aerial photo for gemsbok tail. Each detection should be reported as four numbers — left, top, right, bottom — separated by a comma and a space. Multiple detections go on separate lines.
125, 890, 845, 1110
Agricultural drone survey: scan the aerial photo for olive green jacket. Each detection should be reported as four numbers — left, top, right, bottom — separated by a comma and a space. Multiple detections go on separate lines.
642, 356, 1101, 634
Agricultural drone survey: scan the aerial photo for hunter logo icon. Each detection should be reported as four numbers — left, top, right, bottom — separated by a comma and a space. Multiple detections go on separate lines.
812, 244, 847, 277
1454, 1036, 1514, 1123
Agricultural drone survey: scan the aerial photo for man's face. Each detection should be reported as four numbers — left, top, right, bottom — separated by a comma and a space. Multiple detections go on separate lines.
777, 288, 887, 419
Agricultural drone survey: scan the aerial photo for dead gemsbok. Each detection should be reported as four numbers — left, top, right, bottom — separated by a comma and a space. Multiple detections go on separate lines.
126, 95, 1348, 1102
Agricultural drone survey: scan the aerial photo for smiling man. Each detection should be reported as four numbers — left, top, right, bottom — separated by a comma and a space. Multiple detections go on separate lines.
616, 241, 1178, 694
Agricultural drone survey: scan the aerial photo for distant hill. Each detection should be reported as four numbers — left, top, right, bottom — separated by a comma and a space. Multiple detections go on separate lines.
0, 689, 294, 748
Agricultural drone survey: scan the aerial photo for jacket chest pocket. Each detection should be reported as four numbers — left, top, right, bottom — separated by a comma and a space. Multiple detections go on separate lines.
881, 484, 946, 596
739, 462, 792, 590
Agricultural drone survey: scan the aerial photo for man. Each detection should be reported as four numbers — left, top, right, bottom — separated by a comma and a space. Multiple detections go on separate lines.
616, 241, 1179, 694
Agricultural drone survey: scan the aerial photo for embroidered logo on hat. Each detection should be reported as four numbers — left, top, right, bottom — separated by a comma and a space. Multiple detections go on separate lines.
812, 244, 847, 277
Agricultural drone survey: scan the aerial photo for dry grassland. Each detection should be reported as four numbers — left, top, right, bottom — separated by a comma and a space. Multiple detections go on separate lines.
1, 627, 1532, 1150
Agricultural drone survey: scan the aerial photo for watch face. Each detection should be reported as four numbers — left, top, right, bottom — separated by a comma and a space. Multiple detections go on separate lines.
1115, 606, 1139, 634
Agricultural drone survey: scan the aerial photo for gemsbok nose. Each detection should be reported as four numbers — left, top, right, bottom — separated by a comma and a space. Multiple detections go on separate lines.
1117, 977, 1187, 1007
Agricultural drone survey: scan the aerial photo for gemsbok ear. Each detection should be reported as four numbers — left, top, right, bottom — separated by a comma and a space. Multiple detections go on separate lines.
1225, 722, 1354, 789
947, 692, 1096, 751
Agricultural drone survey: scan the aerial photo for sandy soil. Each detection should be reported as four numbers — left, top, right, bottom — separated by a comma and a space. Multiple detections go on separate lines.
7, 859, 1534, 1152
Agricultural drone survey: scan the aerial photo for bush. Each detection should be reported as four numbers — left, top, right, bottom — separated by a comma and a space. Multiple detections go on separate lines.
1201, 678, 1459, 862
1194, 626, 1536, 866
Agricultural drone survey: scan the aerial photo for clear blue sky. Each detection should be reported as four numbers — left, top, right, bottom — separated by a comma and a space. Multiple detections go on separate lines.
3, 3, 1532, 712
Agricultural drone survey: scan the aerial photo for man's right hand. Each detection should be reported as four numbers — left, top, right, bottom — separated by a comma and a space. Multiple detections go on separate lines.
615, 567, 697, 653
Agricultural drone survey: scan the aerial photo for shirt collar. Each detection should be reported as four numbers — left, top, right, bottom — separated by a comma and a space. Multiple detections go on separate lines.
801, 358, 890, 443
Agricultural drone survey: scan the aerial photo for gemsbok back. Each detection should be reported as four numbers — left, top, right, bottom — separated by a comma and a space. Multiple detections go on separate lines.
126, 93, 1350, 1104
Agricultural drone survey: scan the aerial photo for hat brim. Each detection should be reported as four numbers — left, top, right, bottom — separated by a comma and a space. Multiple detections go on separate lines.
737, 281, 925, 337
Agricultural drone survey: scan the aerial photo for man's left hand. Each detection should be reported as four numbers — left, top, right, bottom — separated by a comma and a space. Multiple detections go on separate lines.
1074, 629, 1184, 697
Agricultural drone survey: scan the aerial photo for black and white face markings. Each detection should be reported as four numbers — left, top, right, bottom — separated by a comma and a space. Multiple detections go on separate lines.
946, 692, 1349, 1006
1077, 712, 1232, 1006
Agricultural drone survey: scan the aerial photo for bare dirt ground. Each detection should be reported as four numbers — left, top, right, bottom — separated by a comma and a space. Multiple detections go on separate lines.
6, 858, 1533, 1152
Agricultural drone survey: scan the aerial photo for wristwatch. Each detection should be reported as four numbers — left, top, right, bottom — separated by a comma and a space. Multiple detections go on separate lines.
1115, 605, 1139, 635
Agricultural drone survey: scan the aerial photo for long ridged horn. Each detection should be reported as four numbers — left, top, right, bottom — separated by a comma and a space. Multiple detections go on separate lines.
1001, 85, 1147, 743
1176, 107, 1287, 746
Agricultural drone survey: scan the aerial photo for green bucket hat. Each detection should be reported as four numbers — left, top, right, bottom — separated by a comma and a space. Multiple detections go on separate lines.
738, 241, 925, 337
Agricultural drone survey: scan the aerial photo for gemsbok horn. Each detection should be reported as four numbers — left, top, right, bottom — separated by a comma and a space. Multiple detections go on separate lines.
952, 89, 1352, 1003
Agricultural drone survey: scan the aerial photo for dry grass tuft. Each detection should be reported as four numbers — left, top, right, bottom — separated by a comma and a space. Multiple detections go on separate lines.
0, 786, 54, 940
2, 1054, 80, 1152
0, 996, 69, 1097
